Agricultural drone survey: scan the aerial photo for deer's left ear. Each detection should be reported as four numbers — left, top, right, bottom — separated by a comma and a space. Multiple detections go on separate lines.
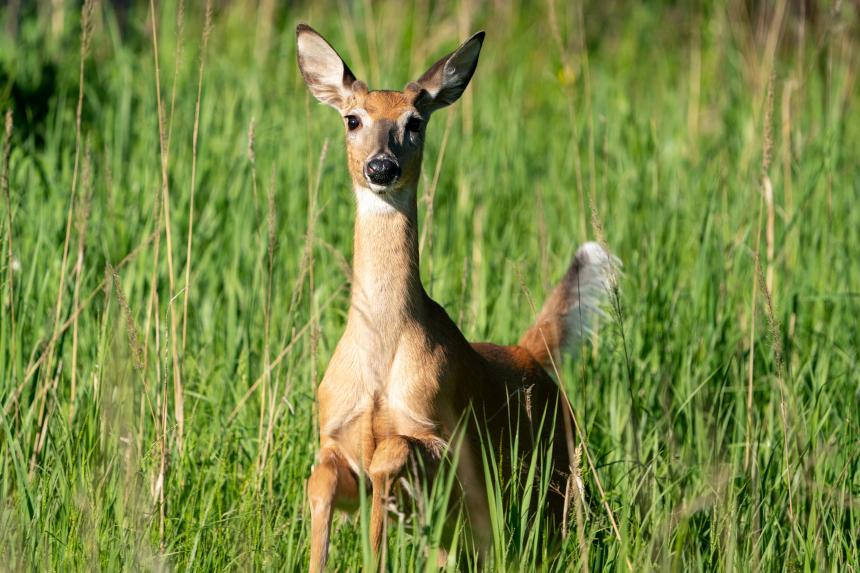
296, 24, 361, 110
409, 31, 485, 114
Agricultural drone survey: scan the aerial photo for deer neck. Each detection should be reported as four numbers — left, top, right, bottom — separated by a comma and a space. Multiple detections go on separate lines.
348, 185, 425, 336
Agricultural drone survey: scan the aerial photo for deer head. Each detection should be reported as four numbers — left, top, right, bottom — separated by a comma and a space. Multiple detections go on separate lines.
296, 24, 484, 213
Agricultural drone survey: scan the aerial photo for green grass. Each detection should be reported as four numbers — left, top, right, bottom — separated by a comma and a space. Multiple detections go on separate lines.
1, 0, 859, 571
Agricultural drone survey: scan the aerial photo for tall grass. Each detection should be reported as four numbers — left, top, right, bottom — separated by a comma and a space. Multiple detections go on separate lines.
1, 0, 859, 570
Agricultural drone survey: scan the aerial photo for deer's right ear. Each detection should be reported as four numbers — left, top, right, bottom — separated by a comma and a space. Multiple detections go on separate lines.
296, 24, 359, 110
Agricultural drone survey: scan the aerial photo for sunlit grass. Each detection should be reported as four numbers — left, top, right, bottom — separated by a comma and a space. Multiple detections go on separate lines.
1, 0, 858, 571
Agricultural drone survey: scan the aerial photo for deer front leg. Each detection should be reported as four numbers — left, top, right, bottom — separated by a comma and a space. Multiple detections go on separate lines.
368, 437, 411, 556
308, 448, 357, 573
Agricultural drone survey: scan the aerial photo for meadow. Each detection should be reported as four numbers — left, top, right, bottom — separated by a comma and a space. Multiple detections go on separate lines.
1, 0, 858, 570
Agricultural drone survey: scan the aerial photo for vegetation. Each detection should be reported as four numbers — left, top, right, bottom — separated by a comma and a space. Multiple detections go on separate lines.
1, 0, 858, 570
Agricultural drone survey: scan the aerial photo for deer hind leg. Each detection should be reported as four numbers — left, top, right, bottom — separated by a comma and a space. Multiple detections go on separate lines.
368, 437, 412, 555
308, 448, 358, 573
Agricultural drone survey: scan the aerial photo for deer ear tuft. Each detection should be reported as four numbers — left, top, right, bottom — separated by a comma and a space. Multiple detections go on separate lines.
296, 24, 358, 110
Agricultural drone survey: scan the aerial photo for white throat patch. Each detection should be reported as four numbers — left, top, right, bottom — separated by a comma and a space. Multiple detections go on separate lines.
355, 185, 410, 216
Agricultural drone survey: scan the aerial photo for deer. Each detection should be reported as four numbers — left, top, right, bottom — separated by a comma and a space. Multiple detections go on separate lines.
296, 24, 614, 571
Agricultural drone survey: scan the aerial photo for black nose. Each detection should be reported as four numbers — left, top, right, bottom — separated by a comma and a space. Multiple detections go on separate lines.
365, 156, 400, 186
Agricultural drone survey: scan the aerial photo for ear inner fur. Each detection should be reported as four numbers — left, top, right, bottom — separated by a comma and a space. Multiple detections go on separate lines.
296, 24, 359, 109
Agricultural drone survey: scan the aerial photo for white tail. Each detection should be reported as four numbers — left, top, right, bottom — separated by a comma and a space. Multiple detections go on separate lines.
520, 241, 616, 372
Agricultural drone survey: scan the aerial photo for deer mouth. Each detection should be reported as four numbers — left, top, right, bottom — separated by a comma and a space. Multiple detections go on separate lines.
366, 181, 398, 195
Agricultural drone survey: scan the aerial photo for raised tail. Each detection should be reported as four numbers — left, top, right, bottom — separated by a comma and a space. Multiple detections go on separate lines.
519, 242, 616, 373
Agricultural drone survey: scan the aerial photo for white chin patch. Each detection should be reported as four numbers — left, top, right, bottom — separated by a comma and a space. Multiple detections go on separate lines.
356, 186, 398, 216
366, 182, 391, 194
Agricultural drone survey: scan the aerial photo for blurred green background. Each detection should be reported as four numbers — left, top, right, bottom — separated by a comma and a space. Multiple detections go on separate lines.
1, 0, 858, 570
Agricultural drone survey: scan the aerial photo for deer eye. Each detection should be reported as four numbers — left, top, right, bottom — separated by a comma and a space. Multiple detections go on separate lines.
345, 115, 361, 131
405, 116, 422, 133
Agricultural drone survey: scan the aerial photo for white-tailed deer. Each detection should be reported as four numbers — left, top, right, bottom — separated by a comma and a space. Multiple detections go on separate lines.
296, 24, 614, 571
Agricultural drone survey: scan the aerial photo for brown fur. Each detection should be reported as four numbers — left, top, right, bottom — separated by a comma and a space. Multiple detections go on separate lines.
519, 257, 580, 371
296, 25, 609, 572
340, 88, 425, 192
